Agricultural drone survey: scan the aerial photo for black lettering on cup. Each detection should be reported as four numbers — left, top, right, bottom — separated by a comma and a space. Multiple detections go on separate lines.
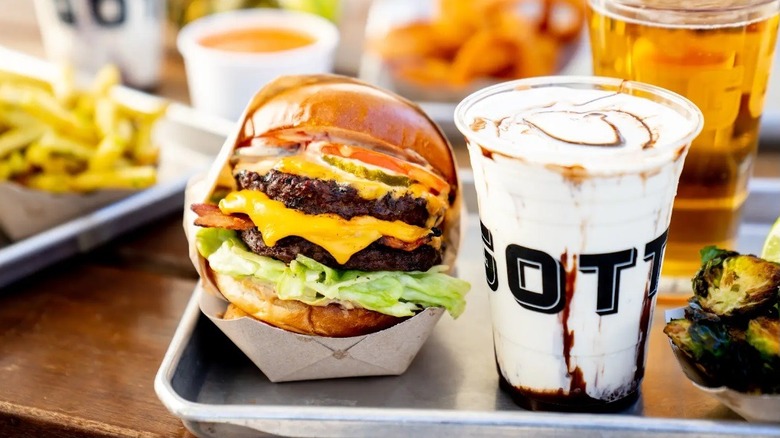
505, 244, 565, 314
54, 0, 76, 25
643, 229, 668, 298
90, 0, 126, 27
579, 249, 637, 316
480, 221, 499, 291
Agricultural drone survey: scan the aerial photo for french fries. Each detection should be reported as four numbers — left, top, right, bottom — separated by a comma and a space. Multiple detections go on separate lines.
371, 0, 586, 90
0, 65, 167, 193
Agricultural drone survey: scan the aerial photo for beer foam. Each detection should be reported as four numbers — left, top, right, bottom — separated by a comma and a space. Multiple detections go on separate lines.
460, 85, 699, 168
590, 0, 778, 29
626, 0, 770, 8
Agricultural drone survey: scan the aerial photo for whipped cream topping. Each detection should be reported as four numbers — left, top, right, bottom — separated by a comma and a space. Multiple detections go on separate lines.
460, 86, 698, 166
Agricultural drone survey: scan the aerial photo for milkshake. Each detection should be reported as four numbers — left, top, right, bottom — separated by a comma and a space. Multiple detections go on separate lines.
455, 77, 703, 411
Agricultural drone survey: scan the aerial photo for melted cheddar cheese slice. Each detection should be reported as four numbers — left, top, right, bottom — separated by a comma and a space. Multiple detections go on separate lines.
236, 155, 448, 228
219, 190, 431, 264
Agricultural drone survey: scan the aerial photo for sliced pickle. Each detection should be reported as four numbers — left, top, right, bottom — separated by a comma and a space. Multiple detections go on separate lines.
322, 155, 411, 187
209, 188, 232, 204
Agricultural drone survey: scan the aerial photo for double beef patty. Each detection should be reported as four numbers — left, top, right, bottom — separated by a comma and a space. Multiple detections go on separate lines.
235, 169, 442, 272
241, 230, 441, 272
236, 169, 430, 227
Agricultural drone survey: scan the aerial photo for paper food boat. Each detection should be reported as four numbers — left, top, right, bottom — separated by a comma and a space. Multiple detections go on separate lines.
199, 285, 444, 382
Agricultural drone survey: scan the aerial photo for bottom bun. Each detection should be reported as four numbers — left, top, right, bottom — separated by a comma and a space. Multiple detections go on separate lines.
213, 270, 405, 337
223, 303, 250, 320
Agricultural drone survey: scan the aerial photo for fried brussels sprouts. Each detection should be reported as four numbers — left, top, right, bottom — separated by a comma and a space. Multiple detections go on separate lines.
746, 317, 780, 393
692, 246, 780, 317
747, 317, 779, 360
666, 247, 780, 393
664, 318, 746, 385
665, 318, 725, 361
684, 297, 721, 324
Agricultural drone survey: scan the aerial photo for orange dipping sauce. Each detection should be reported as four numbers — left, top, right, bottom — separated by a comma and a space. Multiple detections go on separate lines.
199, 27, 316, 53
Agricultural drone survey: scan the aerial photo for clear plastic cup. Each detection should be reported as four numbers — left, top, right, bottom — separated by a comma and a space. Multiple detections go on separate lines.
588, 0, 779, 279
455, 76, 703, 412
34, 0, 165, 89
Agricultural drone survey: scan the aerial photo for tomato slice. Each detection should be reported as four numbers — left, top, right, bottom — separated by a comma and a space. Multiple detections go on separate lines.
317, 144, 449, 194
331, 145, 406, 174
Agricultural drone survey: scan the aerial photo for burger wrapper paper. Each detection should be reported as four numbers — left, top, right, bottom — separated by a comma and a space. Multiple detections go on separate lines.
199, 284, 444, 382
665, 308, 780, 423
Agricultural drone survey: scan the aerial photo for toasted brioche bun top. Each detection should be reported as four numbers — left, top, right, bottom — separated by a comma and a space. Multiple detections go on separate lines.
236, 75, 457, 189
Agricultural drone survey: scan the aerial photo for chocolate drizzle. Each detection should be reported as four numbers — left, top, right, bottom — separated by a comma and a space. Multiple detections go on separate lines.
673, 144, 687, 160
634, 278, 654, 384
572, 91, 620, 108
474, 88, 660, 150
470, 117, 488, 131
560, 251, 586, 397
523, 110, 655, 149
574, 89, 659, 149
480, 145, 494, 159
495, 251, 643, 412
525, 112, 622, 147
497, 373, 639, 413
476, 143, 522, 162
472, 116, 506, 137
621, 110, 658, 149
545, 164, 588, 186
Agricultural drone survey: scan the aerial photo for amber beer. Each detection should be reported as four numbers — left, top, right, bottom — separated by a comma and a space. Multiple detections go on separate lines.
588, 0, 780, 277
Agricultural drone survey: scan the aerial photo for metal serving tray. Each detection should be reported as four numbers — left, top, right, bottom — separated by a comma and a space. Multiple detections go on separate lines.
0, 103, 232, 289
155, 179, 780, 438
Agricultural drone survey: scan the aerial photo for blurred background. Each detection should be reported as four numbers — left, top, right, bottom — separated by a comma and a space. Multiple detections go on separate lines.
0, 0, 778, 152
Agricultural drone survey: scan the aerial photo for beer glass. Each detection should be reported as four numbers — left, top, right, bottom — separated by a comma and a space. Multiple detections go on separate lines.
588, 0, 780, 277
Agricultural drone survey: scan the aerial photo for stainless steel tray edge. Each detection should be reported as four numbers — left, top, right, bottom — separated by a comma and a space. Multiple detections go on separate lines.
0, 175, 193, 288
154, 285, 204, 419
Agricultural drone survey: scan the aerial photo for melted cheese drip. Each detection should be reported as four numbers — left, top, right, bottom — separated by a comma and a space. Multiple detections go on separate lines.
219, 190, 431, 264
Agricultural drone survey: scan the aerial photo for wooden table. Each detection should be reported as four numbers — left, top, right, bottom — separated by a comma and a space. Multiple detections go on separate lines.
0, 2, 198, 436
1, 3, 780, 437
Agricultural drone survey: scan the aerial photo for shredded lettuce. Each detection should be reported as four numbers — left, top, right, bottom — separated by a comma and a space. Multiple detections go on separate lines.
196, 227, 470, 318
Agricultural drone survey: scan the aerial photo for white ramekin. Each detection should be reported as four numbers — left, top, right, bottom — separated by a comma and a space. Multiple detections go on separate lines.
178, 8, 339, 121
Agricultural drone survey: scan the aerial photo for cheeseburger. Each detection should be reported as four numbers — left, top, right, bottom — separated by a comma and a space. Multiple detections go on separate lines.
190, 75, 469, 338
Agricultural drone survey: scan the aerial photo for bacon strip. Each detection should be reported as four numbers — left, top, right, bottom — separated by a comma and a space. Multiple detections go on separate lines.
191, 203, 432, 251
378, 235, 431, 251
191, 203, 254, 230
